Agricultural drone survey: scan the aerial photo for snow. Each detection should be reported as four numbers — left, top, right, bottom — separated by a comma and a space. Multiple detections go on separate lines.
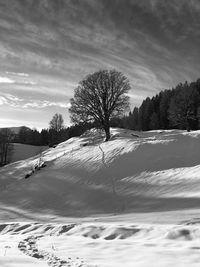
2, 222, 200, 267
11, 143, 48, 163
1, 128, 200, 266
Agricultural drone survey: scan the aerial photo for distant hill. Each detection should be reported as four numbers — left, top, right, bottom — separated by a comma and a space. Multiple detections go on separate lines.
0, 126, 30, 134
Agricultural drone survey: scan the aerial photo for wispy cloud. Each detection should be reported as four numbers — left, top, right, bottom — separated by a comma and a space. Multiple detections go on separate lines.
0, 96, 8, 105
23, 100, 71, 109
0, 93, 24, 107
0, 76, 15, 84
0, 0, 199, 129
3, 94, 24, 102
6, 71, 29, 77
4, 71, 37, 86
0, 93, 70, 110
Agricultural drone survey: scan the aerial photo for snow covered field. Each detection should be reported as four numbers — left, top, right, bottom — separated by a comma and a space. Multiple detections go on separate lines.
2, 220, 200, 267
1, 128, 200, 266
11, 143, 48, 163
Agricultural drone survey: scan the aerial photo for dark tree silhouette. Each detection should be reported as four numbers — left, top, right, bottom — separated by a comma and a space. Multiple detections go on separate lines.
149, 112, 159, 130
69, 70, 130, 141
0, 128, 14, 166
168, 83, 200, 131
131, 107, 139, 130
114, 78, 200, 132
48, 113, 65, 146
49, 113, 64, 132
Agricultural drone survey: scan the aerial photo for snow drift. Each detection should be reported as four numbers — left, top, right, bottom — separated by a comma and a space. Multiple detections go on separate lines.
2, 221, 200, 267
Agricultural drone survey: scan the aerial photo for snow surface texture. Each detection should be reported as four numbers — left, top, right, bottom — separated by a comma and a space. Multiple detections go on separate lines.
1, 128, 200, 219
11, 143, 48, 163
2, 221, 200, 267
1, 128, 200, 266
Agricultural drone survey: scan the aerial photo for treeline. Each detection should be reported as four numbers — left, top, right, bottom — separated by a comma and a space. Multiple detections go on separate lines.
112, 78, 200, 132
13, 123, 93, 146
13, 126, 67, 146
0, 122, 92, 166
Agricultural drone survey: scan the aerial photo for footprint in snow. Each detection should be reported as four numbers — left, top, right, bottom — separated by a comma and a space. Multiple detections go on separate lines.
18, 234, 96, 267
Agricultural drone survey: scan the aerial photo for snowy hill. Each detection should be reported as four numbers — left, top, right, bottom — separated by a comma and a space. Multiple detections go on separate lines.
1, 128, 200, 221
1, 128, 200, 267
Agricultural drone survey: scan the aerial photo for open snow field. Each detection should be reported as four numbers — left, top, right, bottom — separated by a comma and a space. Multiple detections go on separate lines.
1, 128, 200, 266
11, 143, 48, 163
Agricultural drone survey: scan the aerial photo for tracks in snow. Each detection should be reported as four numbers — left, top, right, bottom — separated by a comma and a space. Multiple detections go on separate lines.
8, 223, 97, 267
18, 235, 88, 267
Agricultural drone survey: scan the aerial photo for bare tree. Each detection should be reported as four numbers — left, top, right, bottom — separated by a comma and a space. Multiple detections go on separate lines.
49, 113, 64, 132
69, 70, 130, 141
0, 128, 14, 166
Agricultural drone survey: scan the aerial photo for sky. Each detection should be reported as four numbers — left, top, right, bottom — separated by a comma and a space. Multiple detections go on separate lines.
0, 0, 200, 130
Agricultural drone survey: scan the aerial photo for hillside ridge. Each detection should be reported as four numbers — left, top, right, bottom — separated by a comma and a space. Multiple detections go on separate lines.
1, 128, 200, 221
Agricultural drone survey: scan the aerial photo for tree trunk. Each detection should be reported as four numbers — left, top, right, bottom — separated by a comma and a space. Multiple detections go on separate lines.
4, 144, 8, 165
104, 123, 111, 141
186, 116, 191, 132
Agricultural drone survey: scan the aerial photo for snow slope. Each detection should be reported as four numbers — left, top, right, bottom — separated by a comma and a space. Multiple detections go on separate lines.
1, 128, 200, 266
1, 128, 200, 221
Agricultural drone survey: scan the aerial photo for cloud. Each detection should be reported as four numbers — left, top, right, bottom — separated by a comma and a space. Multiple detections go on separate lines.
0, 93, 69, 110
4, 71, 36, 86
0, 0, 200, 129
0, 93, 23, 107
0, 76, 15, 83
23, 100, 70, 109
6, 71, 29, 77
66, 102, 71, 109
4, 94, 24, 102
0, 96, 8, 105
127, 93, 146, 101
20, 80, 37, 85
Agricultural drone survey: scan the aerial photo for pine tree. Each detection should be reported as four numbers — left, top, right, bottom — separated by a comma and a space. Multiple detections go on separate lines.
149, 112, 159, 130
168, 82, 199, 131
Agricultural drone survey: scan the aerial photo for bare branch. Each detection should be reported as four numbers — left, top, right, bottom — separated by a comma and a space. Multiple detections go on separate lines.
69, 69, 131, 141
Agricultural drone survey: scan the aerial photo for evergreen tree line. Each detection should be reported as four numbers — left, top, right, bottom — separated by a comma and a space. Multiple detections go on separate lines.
112, 78, 200, 132
0, 122, 92, 166
13, 123, 93, 146
12, 113, 92, 146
